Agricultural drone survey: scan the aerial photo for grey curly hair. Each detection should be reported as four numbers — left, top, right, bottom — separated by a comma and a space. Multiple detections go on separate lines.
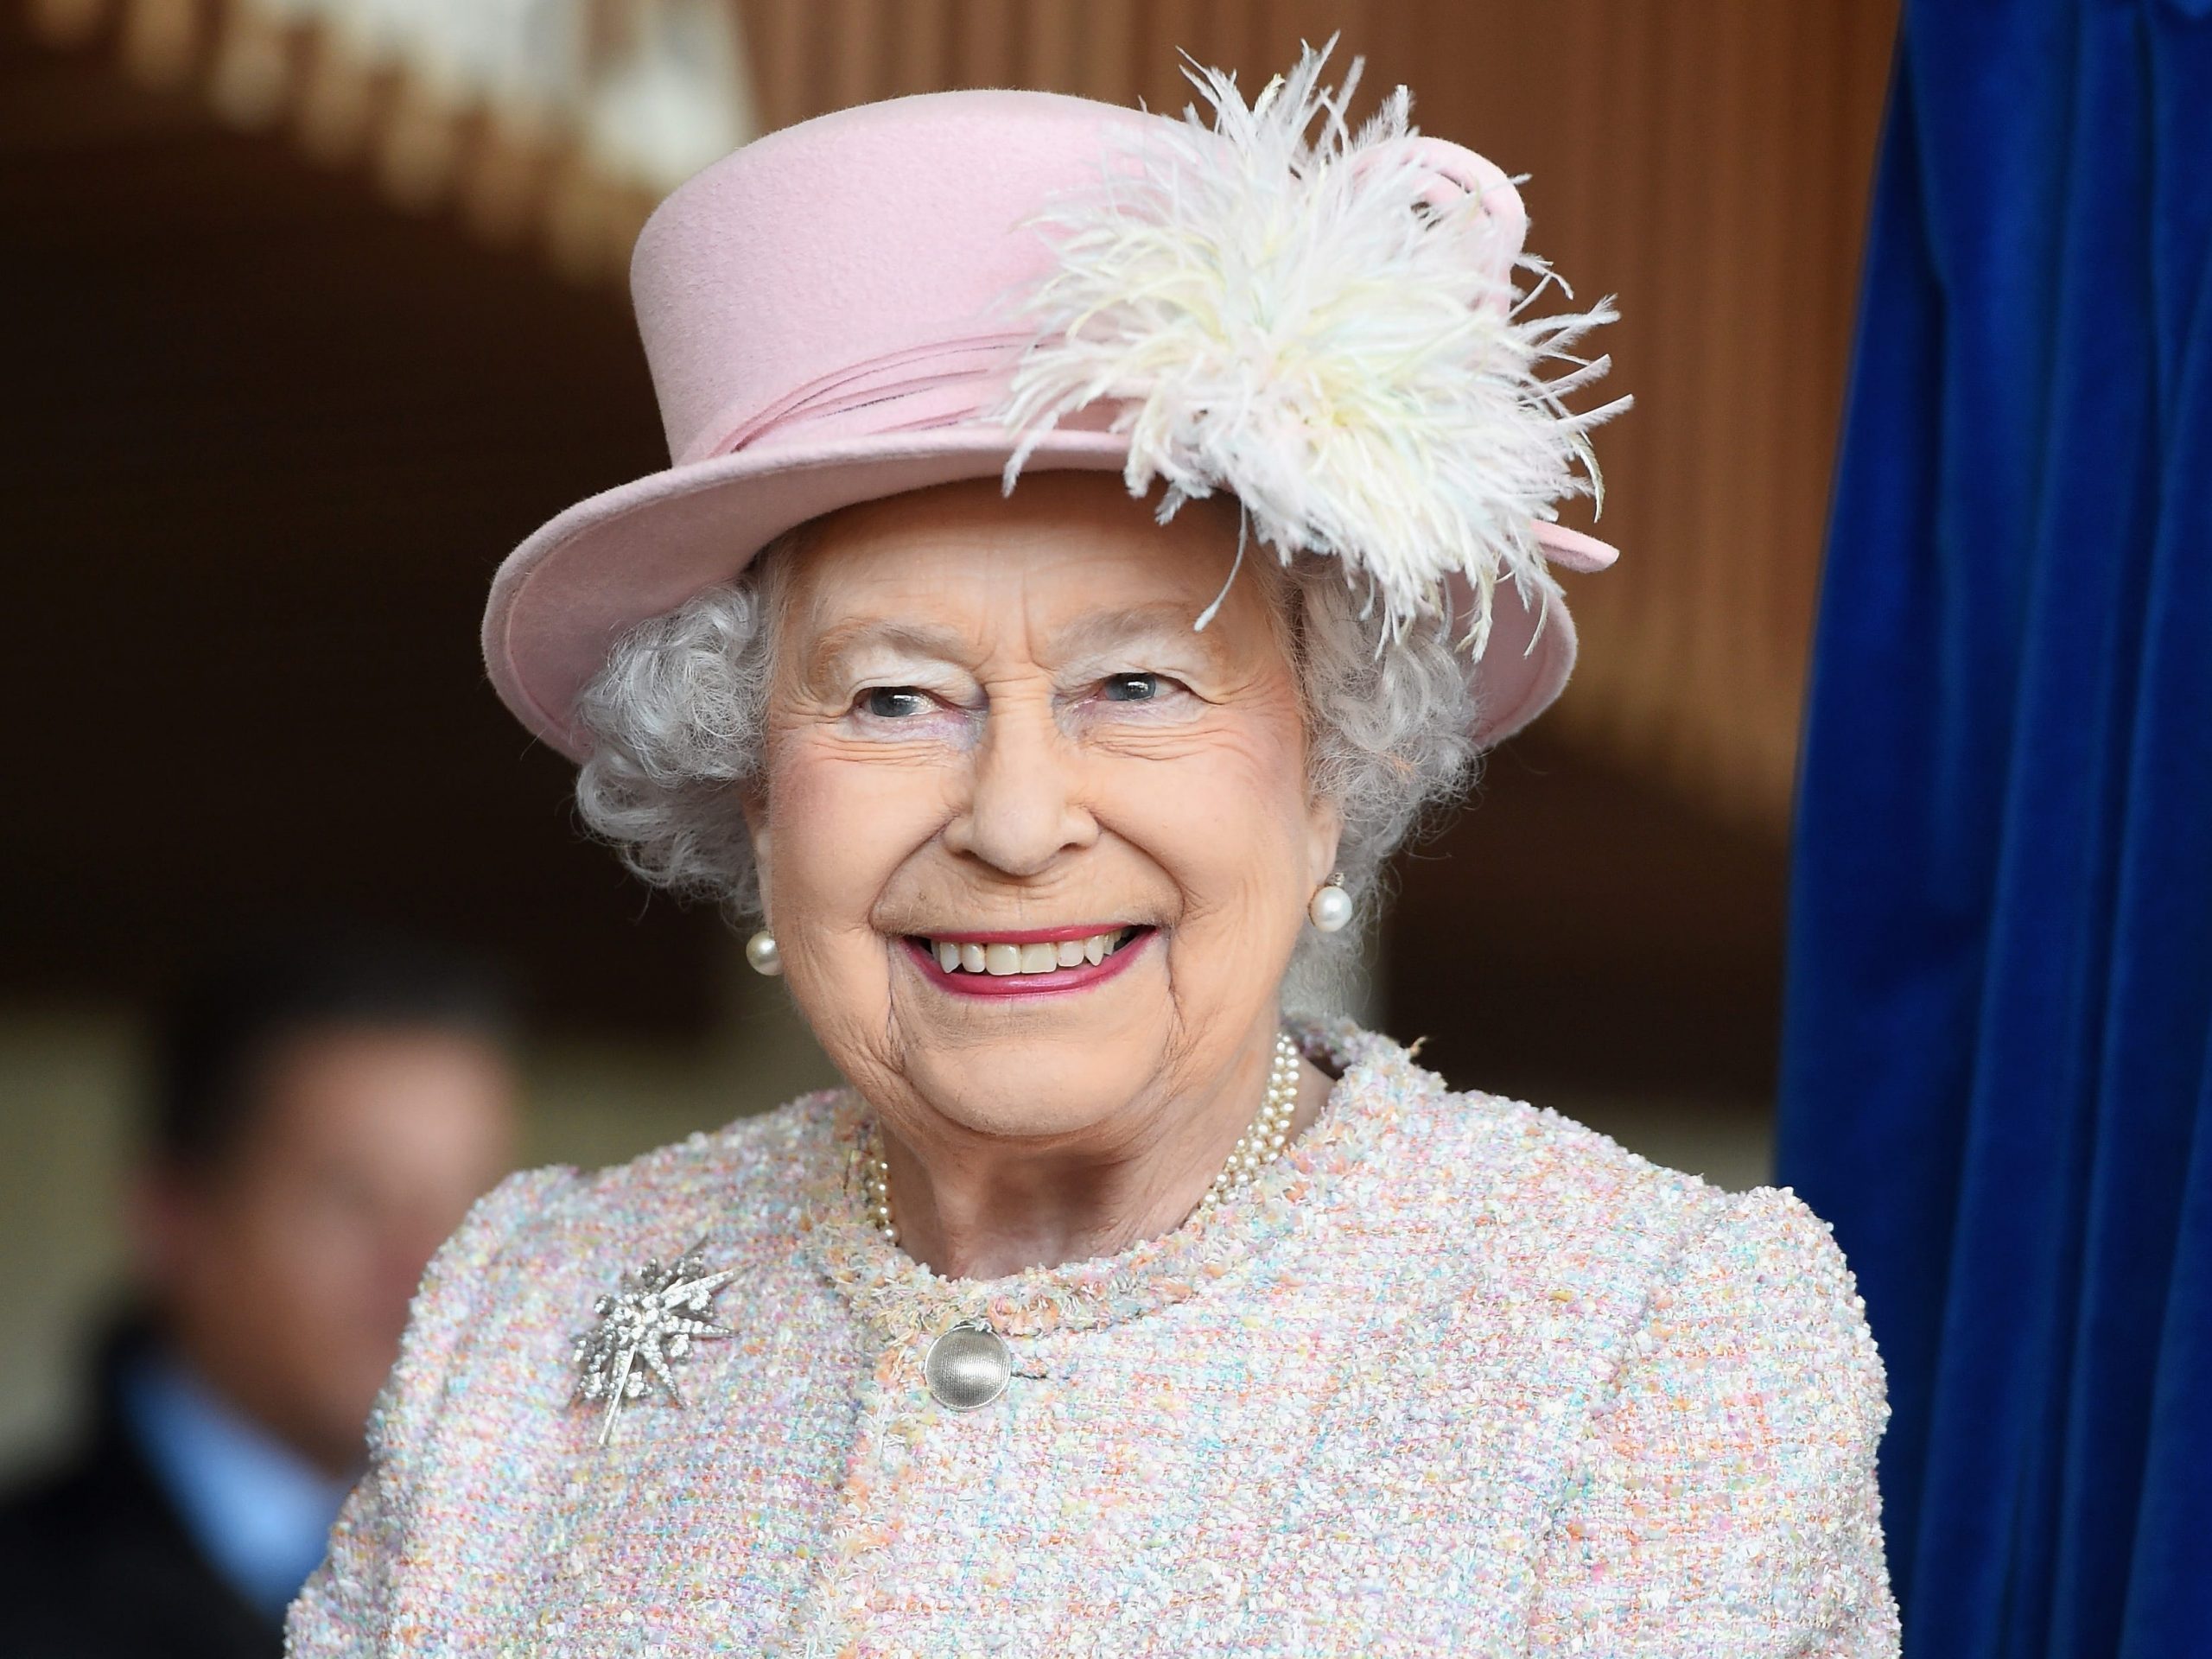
573, 526, 1484, 1009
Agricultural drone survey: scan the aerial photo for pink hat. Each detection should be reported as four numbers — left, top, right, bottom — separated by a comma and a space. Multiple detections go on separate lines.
483, 55, 1624, 760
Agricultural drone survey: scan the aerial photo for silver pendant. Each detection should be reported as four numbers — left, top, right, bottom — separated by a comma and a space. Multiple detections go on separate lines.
569, 1246, 735, 1445
924, 1317, 1014, 1411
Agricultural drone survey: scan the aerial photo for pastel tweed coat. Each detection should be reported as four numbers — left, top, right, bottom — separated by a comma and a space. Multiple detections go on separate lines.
288, 1024, 1899, 1656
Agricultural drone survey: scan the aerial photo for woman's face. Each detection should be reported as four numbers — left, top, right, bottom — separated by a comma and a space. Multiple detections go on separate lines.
752, 473, 1338, 1152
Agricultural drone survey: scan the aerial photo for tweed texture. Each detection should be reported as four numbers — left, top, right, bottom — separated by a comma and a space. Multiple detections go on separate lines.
287, 1025, 1898, 1656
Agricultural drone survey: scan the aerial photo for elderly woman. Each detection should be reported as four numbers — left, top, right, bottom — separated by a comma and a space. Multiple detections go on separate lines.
291, 51, 1898, 1656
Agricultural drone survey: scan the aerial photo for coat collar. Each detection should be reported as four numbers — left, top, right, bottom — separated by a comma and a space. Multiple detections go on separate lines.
798, 1020, 1440, 1350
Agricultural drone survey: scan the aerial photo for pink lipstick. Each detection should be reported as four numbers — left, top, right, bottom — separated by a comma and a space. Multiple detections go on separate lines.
899, 926, 1154, 997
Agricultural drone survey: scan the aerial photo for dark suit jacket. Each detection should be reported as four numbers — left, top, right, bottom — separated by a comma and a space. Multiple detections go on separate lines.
0, 1320, 278, 1659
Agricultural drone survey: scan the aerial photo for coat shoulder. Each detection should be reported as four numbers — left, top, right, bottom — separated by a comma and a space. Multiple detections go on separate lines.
518, 1088, 842, 1251
1406, 1079, 1888, 1442
454, 1088, 840, 1267
1377, 1077, 1872, 1365
1405, 1080, 1736, 1255
1438, 1088, 1874, 1327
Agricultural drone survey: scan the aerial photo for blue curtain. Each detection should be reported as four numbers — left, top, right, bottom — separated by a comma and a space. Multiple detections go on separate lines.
1777, 2, 2212, 1655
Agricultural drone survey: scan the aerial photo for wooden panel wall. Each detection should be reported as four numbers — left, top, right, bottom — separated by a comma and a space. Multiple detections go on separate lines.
739, 0, 1899, 834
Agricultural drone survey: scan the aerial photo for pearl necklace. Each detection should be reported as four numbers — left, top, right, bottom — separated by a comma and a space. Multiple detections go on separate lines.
862, 1031, 1305, 1244
1196, 1030, 1303, 1213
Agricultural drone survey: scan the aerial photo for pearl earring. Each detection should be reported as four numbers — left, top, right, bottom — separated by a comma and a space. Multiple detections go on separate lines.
745, 930, 783, 976
1306, 873, 1352, 933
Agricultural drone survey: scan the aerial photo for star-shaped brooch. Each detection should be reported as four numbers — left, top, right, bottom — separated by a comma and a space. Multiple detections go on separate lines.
569, 1245, 736, 1446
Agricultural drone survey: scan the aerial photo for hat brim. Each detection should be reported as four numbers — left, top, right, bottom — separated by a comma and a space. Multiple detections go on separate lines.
484, 428, 1575, 760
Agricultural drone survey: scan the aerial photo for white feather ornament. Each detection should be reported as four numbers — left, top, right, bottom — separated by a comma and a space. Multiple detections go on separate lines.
995, 42, 1630, 658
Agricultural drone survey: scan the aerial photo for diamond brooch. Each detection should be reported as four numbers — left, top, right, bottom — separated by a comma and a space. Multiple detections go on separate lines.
569, 1246, 735, 1445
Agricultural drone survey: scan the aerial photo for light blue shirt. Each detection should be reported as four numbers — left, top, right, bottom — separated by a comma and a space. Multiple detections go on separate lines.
119, 1344, 359, 1623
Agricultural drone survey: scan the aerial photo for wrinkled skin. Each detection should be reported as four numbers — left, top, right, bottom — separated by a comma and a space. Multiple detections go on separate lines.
750, 473, 1338, 1277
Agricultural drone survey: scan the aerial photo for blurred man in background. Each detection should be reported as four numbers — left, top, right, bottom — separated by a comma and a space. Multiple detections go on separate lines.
0, 931, 520, 1657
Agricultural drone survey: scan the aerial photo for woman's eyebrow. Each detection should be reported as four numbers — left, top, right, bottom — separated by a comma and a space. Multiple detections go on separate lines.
805, 619, 970, 684
1049, 604, 1229, 665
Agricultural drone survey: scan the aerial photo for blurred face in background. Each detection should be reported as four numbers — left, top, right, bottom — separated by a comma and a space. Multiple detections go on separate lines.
134, 1025, 518, 1478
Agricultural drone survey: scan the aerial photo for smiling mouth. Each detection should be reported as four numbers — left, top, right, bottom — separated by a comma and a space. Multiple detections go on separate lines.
899, 925, 1154, 996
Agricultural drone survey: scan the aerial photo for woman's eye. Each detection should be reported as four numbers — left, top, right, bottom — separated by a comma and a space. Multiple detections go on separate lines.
1100, 672, 1161, 702
861, 687, 931, 719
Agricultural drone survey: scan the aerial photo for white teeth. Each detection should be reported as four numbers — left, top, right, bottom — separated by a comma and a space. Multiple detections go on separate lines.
924, 929, 1133, 975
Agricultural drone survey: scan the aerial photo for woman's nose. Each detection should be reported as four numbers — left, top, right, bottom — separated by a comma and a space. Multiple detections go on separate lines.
943, 696, 1097, 877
